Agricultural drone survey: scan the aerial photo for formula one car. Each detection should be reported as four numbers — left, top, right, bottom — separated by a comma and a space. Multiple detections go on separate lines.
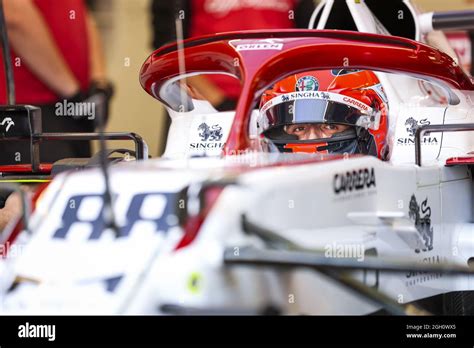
1, 1, 474, 315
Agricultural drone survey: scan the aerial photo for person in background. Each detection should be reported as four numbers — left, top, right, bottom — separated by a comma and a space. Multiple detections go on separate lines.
0, 0, 113, 231
0, 0, 113, 165
151, 0, 316, 152
470, 31, 474, 76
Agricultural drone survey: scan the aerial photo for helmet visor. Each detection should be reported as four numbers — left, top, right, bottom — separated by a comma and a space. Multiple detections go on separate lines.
258, 91, 379, 141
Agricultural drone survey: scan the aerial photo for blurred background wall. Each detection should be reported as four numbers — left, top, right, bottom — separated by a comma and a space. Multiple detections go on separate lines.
90, 0, 166, 157
414, 0, 474, 11
89, 0, 474, 158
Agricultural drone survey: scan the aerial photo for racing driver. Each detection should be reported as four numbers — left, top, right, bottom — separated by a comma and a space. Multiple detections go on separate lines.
258, 69, 390, 159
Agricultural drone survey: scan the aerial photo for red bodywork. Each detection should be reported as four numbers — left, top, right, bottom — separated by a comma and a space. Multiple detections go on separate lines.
140, 29, 474, 155
0, 164, 52, 175
446, 156, 474, 166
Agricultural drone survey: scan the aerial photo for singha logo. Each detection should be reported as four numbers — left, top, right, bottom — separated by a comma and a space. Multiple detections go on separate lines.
408, 195, 434, 253
320, 92, 330, 100
0, 117, 15, 133
405, 117, 430, 137
198, 123, 223, 142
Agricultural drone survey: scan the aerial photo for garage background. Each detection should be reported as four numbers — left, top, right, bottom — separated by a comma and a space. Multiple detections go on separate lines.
90, 0, 474, 157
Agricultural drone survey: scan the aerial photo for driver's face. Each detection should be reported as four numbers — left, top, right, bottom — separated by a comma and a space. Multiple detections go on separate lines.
284, 123, 350, 140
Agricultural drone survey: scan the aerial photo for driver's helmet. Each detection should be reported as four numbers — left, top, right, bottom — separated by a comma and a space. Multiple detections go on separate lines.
257, 69, 389, 159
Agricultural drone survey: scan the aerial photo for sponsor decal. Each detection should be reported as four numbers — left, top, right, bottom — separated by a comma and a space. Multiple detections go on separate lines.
190, 123, 225, 150
408, 194, 434, 253
236, 43, 283, 51
405, 255, 443, 286
0, 117, 14, 132
296, 76, 319, 92
342, 97, 370, 112
236, 44, 283, 51
402, 195, 440, 286
235, 39, 284, 52
260, 91, 370, 114
333, 167, 376, 195
53, 192, 178, 240
198, 122, 223, 141
405, 117, 430, 137
190, 142, 223, 149
397, 117, 438, 146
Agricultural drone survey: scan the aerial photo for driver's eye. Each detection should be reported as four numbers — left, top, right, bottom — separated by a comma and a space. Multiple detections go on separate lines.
322, 124, 338, 131
294, 126, 307, 132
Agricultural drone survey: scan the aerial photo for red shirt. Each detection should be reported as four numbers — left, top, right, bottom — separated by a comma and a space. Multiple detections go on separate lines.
0, 0, 90, 105
190, 0, 297, 100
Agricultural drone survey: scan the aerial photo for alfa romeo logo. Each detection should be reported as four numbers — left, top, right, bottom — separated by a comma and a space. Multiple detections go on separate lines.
296, 76, 319, 92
